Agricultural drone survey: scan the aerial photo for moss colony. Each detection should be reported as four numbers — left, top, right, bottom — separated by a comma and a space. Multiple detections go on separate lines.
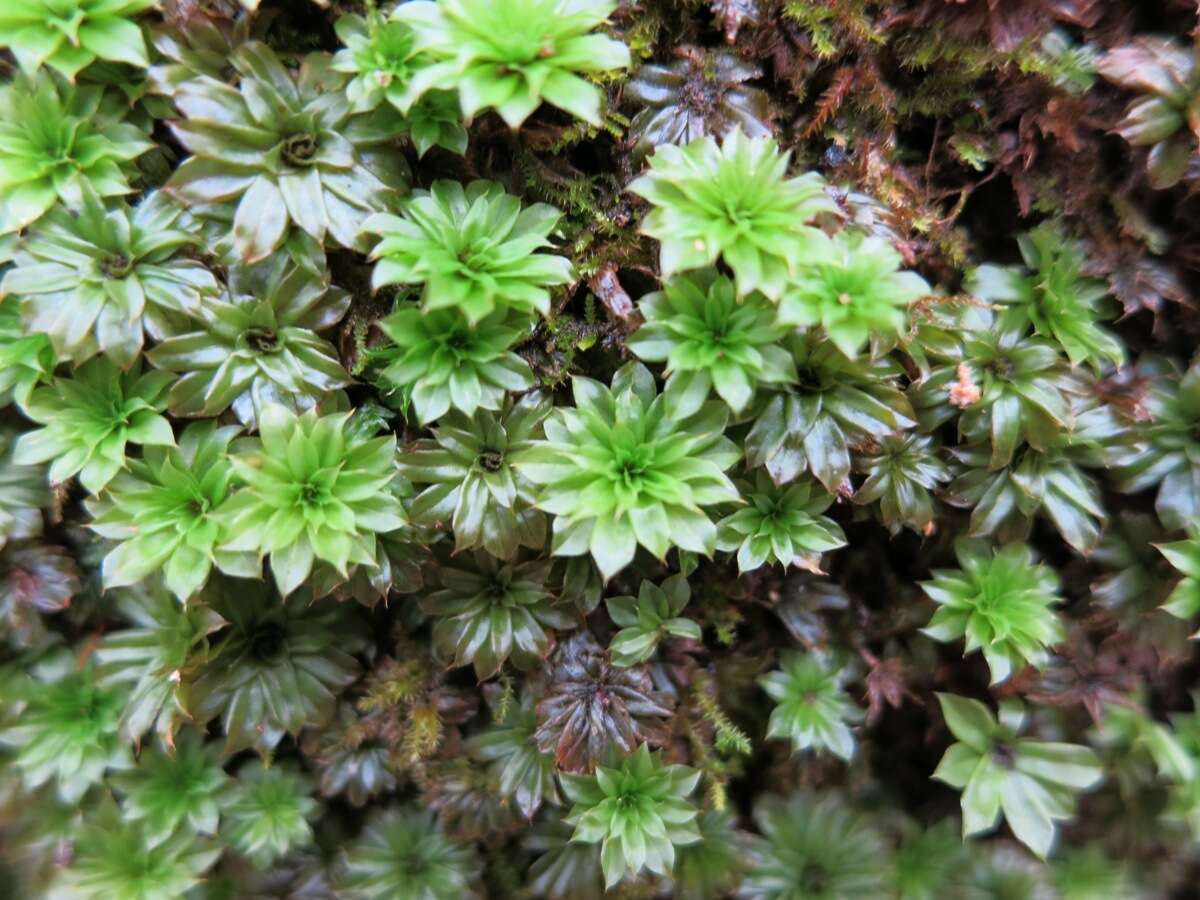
2, 0, 1200, 897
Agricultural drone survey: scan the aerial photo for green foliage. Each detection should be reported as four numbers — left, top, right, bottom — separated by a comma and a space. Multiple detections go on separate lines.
466, 691, 560, 818
53, 800, 220, 900
517, 361, 740, 579
748, 333, 915, 491
742, 792, 890, 899
911, 305, 1078, 471
970, 224, 1123, 371
932, 694, 1103, 857
94, 581, 226, 748
605, 573, 701, 666
0, 653, 130, 802
88, 421, 246, 601
760, 649, 861, 760
779, 230, 929, 358
340, 807, 481, 899
218, 404, 406, 596
395, 0, 631, 127
0, 429, 48, 550
165, 41, 409, 264
891, 819, 965, 900
562, 743, 700, 888
332, 12, 427, 114
187, 580, 365, 754
365, 180, 571, 323
0, 72, 153, 233
0, 0, 155, 79
941, 390, 1121, 555
111, 732, 230, 843
146, 260, 352, 428
717, 471, 846, 573
0, 297, 55, 409
629, 130, 834, 300
671, 808, 745, 900
222, 760, 319, 868
373, 305, 536, 424
1158, 529, 1200, 636
628, 269, 795, 415
14, 356, 173, 493
0, 1, 1197, 894
423, 554, 570, 679
3, 189, 218, 367
852, 432, 951, 534
400, 393, 550, 559
922, 540, 1064, 684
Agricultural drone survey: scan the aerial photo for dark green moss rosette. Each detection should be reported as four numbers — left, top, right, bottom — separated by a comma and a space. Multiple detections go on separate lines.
165, 41, 410, 264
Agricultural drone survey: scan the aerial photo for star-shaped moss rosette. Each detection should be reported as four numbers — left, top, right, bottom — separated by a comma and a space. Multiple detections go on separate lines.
402, 89, 470, 157
223, 761, 320, 869
109, 731, 231, 844
340, 807, 482, 900
0, 73, 153, 233
87, 421, 255, 602
932, 693, 1103, 858
52, 800, 220, 900
1109, 356, 1200, 532
747, 333, 916, 492
146, 260, 352, 429
1097, 37, 1200, 189
628, 129, 834, 300
400, 392, 550, 559
0, 429, 48, 551
516, 361, 741, 580
393, 0, 631, 128
466, 692, 560, 819
605, 574, 701, 667
760, 650, 862, 761
94, 581, 227, 748
364, 180, 571, 324
778, 230, 930, 358
332, 12, 468, 157
372, 304, 536, 424
165, 41, 410, 263
716, 471, 846, 574
13, 356, 173, 494
909, 305, 1080, 471
217, 404, 406, 596
562, 743, 701, 889
3, 189, 219, 368
0, 0, 155, 80
942, 391, 1123, 554
852, 432, 952, 535
333, 11, 428, 113
422, 554, 572, 680
0, 651, 131, 803
187, 577, 366, 755
627, 269, 796, 416
921, 540, 1065, 685
970, 223, 1123, 371
743, 793, 890, 900
626, 48, 773, 160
